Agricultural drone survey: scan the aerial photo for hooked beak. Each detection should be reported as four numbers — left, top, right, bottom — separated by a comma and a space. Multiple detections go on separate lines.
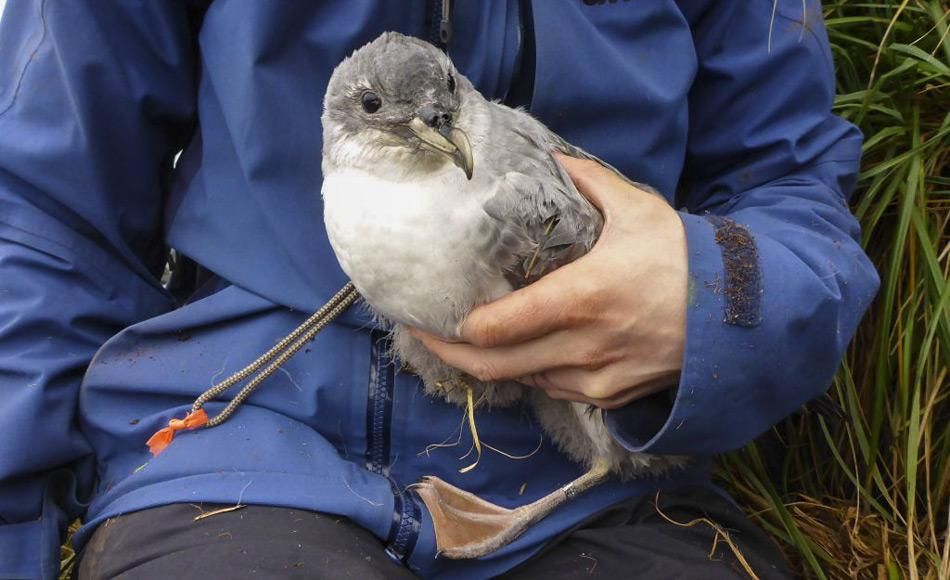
407, 117, 474, 180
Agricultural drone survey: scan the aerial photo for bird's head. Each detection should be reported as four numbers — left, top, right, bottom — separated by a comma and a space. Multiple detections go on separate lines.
322, 32, 475, 180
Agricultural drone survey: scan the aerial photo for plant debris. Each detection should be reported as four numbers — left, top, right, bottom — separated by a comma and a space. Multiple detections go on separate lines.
708, 216, 762, 327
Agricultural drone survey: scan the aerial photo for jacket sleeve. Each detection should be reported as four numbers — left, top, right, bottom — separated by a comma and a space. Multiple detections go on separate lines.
0, 2, 200, 576
605, 0, 880, 455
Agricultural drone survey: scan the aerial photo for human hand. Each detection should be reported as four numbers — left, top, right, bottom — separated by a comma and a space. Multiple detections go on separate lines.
411, 154, 688, 409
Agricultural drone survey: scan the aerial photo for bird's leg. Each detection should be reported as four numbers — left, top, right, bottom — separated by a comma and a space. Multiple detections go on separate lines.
412, 457, 612, 559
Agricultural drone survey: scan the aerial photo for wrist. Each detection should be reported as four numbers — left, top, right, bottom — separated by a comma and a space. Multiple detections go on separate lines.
650, 202, 689, 372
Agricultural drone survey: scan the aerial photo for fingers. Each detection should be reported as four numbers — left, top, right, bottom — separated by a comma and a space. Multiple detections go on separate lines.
553, 153, 626, 214
412, 327, 580, 382
518, 367, 678, 409
410, 324, 679, 410
460, 266, 599, 348
539, 384, 670, 409
554, 153, 663, 223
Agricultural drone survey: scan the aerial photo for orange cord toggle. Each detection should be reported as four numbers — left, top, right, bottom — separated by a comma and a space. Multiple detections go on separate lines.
146, 409, 209, 456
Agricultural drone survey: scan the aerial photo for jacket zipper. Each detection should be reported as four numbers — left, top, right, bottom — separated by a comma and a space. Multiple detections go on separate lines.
367, 330, 422, 563
385, 478, 422, 562
428, 0, 452, 50
365, 330, 392, 476
505, 0, 535, 108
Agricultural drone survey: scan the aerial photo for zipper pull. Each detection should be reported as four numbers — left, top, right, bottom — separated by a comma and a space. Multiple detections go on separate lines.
439, 0, 452, 46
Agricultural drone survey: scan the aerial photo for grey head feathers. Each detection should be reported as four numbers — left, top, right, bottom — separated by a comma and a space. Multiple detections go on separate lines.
322, 32, 473, 177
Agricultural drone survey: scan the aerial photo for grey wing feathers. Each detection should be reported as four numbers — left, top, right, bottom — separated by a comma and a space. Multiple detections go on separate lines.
480, 106, 606, 287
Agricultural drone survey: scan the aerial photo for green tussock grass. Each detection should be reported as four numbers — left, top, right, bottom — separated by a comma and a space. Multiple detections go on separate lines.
717, 1, 949, 579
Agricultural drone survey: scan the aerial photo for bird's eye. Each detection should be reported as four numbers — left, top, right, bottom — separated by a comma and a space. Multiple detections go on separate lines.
361, 91, 381, 113
447, 73, 456, 93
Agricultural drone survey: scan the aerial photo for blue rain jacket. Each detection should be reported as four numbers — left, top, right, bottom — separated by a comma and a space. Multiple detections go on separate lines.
0, 1, 879, 578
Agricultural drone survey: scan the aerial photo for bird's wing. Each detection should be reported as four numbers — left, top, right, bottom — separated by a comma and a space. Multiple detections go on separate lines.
480, 107, 607, 287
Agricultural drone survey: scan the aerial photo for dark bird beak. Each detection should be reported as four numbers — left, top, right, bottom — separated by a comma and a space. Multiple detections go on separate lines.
407, 117, 474, 180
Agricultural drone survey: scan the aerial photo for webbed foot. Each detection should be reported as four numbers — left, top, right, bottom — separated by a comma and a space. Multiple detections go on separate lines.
412, 459, 611, 559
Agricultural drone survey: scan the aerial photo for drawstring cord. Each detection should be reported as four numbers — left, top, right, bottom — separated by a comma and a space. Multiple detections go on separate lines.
147, 283, 359, 455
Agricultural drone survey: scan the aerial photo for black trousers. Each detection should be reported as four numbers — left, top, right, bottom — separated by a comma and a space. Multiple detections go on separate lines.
77, 486, 794, 579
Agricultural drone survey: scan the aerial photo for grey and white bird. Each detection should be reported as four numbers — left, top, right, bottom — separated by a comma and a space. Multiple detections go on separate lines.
321, 32, 680, 559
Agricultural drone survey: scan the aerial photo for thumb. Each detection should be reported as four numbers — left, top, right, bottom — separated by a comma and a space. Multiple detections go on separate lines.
553, 153, 625, 214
